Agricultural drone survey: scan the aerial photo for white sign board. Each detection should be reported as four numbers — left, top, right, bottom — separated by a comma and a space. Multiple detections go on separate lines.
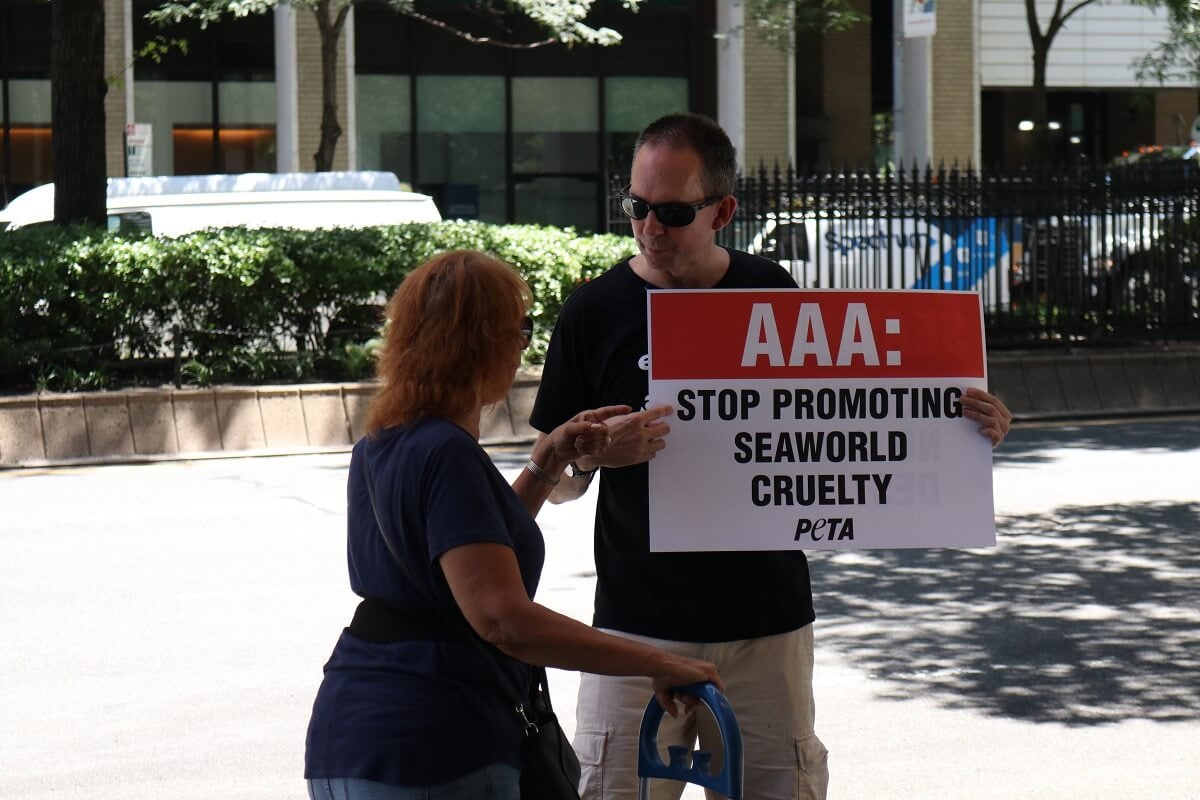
125, 123, 153, 178
904, 0, 937, 38
646, 289, 995, 551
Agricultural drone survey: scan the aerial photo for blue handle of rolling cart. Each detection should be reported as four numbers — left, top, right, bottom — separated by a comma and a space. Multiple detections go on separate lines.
637, 681, 743, 800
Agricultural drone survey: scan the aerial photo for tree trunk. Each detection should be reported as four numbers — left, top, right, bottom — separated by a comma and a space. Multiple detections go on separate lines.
1024, 0, 1102, 167
1031, 41, 1050, 164
50, 0, 108, 225
312, 0, 349, 172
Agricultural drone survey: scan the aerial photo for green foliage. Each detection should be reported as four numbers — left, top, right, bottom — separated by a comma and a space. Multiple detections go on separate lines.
0, 222, 635, 392
743, 0, 866, 51
334, 337, 383, 382
147, 0, 638, 46
0, 226, 163, 383
180, 347, 317, 386
1133, 0, 1200, 84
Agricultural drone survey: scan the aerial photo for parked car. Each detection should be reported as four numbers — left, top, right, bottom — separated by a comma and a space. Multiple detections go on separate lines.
0, 171, 442, 235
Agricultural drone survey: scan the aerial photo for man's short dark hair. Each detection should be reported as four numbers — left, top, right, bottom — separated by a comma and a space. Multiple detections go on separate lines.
633, 112, 737, 197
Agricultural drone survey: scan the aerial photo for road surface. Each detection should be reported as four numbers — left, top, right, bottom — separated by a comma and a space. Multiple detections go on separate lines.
0, 417, 1196, 799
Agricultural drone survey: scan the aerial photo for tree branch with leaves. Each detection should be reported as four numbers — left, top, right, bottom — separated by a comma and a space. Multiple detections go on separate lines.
1133, 0, 1200, 86
146, 0, 640, 171
743, 0, 865, 51
1023, 0, 1200, 163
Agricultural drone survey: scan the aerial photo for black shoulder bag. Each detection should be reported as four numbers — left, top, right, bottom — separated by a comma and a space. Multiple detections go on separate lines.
360, 451, 582, 800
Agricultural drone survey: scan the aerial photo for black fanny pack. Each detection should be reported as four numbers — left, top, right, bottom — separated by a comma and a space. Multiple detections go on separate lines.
347, 596, 463, 643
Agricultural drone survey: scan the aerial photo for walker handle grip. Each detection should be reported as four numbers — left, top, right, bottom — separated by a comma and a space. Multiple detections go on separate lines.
636, 681, 743, 800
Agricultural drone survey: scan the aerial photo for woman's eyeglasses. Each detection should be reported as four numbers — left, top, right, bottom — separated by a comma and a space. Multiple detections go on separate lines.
521, 315, 534, 349
618, 185, 723, 228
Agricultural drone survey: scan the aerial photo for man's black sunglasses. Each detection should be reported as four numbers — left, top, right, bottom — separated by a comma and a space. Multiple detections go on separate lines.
618, 186, 724, 228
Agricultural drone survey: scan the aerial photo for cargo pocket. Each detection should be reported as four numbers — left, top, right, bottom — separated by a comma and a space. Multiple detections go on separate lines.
795, 734, 830, 799
574, 730, 609, 799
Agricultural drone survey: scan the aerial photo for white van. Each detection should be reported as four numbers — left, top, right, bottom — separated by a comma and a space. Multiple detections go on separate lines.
750, 211, 1014, 308
0, 171, 442, 235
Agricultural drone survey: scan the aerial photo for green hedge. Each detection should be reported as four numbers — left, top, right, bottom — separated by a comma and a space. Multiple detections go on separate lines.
0, 221, 637, 392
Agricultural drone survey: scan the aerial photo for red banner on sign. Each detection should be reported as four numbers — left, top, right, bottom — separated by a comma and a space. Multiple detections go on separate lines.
649, 290, 985, 380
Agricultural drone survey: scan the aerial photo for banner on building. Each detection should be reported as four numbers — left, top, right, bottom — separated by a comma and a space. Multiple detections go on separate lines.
646, 288, 994, 551
904, 0, 937, 38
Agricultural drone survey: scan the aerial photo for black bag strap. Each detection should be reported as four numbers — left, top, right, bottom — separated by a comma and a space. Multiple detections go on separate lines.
361, 444, 550, 720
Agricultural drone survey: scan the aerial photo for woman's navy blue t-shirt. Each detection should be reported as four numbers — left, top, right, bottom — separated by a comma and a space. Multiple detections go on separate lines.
304, 417, 544, 786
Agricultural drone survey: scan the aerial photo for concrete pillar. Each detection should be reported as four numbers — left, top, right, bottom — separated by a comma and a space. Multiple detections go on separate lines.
931, 0, 979, 167
743, 27, 790, 169
715, 0, 745, 169
893, 0, 932, 169
343, 5, 355, 170
274, 6, 300, 173
344, 5, 356, 170
122, 0, 134, 128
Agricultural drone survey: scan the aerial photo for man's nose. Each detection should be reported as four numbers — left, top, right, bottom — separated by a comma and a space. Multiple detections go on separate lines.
641, 209, 666, 236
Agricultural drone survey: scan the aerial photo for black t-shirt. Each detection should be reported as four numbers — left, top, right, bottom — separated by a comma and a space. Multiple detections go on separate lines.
530, 248, 816, 642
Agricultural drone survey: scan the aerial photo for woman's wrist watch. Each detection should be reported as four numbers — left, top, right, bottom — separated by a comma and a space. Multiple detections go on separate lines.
566, 461, 599, 479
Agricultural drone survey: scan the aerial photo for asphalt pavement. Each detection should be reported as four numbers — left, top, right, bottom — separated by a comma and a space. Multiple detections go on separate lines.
0, 417, 1197, 799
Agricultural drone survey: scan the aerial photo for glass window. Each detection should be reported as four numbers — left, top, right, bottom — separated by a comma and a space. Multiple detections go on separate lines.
416, 75, 505, 222
6, 79, 52, 196
131, 2, 274, 175
512, 77, 598, 174
511, 78, 599, 230
356, 75, 412, 185
604, 77, 688, 177
1, 0, 52, 204
135, 80, 275, 175
134, 81, 212, 176
514, 176, 597, 231
217, 81, 277, 172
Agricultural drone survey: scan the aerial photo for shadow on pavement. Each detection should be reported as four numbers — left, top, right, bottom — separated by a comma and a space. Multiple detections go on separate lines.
484, 420, 1200, 727
995, 418, 1200, 465
813, 500, 1200, 726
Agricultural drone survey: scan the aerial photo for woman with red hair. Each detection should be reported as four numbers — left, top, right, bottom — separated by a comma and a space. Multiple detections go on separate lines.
304, 250, 720, 800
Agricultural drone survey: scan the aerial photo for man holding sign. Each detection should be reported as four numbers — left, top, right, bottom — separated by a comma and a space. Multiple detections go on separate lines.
529, 113, 1012, 800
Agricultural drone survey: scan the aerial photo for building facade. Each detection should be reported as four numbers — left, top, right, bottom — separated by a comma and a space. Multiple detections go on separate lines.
2, 0, 1194, 229
2, 0, 878, 228
974, 0, 1198, 168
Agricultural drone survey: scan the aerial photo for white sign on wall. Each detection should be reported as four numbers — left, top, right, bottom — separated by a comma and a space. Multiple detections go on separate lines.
904, 0, 937, 38
125, 123, 153, 178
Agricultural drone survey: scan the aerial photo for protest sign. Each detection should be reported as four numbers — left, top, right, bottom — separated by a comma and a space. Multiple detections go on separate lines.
646, 288, 995, 551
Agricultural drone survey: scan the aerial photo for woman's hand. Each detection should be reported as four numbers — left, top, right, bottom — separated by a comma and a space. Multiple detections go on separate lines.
651, 655, 723, 717
548, 405, 631, 462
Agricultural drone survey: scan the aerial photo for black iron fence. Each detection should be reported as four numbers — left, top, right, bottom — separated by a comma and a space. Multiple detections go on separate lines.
607, 163, 1200, 347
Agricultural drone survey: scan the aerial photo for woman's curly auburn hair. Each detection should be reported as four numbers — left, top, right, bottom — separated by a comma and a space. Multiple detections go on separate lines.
366, 250, 532, 434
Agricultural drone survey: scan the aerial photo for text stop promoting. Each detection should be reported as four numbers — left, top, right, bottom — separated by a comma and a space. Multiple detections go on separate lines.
646, 289, 995, 551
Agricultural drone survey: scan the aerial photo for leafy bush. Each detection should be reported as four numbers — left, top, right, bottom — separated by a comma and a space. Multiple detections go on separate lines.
0, 222, 636, 392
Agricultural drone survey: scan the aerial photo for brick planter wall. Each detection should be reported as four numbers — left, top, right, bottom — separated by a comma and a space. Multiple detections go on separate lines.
3, 352, 1199, 468
0, 370, 543, 467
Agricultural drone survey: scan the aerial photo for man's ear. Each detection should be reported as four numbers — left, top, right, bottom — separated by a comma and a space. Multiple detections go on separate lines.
711, 195, 738, 231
